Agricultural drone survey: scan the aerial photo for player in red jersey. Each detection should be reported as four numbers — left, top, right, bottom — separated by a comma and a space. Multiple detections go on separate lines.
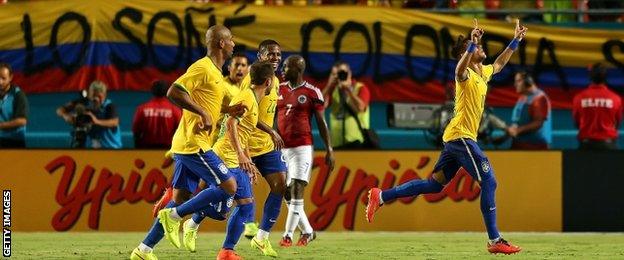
277, 55, 335, 247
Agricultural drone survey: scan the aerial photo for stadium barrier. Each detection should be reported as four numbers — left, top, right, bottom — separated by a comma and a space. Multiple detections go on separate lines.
1, 150, 562, 232
563, 150, 624, 232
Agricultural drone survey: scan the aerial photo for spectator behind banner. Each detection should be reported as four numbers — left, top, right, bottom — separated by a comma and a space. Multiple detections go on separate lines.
0, 63, 28, 148
132, 80, 182, 149
573, 63, 622, 150
322, 61, 372, 149
56, 81, 122, 149
507, 71, 552, 150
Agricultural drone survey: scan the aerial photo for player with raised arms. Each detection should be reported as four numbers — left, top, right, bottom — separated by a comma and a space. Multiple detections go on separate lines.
366, 19, 527, 255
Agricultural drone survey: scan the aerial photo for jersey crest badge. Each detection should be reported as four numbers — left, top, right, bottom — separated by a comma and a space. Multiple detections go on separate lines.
298, 95, 307, 104
481, 161, 490, 173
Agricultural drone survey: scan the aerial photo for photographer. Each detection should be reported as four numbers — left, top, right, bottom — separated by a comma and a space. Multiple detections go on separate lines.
322, 61, 371, 149
0, 63, 28, 148
56, 81, 122, 149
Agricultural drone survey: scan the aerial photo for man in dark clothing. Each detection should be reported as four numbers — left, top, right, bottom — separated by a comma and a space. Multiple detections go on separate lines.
0, 63, 28, 148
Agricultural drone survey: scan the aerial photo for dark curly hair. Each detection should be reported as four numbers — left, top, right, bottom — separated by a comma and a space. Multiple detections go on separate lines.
451, 35, 472, 60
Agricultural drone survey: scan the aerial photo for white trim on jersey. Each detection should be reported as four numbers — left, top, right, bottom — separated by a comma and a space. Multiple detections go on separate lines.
304, 83, 324, 102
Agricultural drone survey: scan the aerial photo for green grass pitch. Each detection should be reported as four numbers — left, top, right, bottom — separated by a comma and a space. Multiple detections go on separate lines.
13, 232, 624, 259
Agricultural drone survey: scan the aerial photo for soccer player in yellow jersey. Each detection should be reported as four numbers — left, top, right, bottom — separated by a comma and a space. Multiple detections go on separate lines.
131, 25, 238, 260
237, 40, 288, 257
209, 61, 274, 260
366, 19, 527, 255
210, 52, 249, 145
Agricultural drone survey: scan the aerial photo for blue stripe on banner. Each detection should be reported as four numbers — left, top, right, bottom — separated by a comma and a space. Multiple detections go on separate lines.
1, 42, 622, 89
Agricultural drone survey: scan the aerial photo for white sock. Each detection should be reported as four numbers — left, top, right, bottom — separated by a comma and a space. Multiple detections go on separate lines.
186, 218, 200, 229
170, 208, 182, 220
295, 200, 313, 234
283, 200, 302, 238
138, 243, 153, 253
489, 237, 501, 244
256, 229, 270, 240
379, 192, 385, 205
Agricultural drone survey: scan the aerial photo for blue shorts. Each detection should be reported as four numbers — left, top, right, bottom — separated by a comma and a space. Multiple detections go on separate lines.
230, 167, 253, 200
252, 150, 287, 177
432, 138, 492, 182
172, 150, 233, 192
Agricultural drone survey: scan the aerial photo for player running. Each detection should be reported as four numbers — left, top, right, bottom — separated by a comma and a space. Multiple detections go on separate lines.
130, 25, 240, 260
365, 19, 526, 255
159, 61, 275, 260
276, 55, 335, 247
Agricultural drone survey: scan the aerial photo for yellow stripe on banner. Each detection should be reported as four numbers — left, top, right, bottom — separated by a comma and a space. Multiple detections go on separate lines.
0, 0, 622, 67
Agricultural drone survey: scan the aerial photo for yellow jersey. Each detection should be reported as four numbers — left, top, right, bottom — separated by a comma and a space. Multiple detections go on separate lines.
210, 76, 242, 145
240, 74, 280, 157
212, 88, 259, 168
170, 57, 225, 154
442, 64, 494, 142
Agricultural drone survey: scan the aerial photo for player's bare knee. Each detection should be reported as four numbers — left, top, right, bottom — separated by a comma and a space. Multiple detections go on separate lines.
172, 188, 191, 204
293, 180, 307, 199
284, 184, 293, 202
267, 172, 287, 195
220, 177, 237, 195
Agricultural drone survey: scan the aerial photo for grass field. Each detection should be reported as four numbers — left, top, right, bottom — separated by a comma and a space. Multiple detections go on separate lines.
13, 232, 624, 259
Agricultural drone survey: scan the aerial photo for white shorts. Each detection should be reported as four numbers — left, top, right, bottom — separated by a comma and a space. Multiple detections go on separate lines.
283, 145, 313, 185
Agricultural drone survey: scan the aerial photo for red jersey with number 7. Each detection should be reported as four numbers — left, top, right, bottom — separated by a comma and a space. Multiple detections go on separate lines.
277, 81, 325, 148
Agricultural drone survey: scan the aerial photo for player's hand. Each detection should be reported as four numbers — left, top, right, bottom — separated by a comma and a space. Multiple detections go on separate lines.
226, 102, 248, 118
506, 125, 519, 137
195, 112, 213, 135
325, 149, 335, 173
471, 18, 484, 44
513, 19, 528, 40
239, 155, 260, 184
270, 129, 285, 150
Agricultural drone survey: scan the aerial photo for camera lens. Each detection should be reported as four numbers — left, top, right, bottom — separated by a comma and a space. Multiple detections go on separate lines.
337, 70, 348, 81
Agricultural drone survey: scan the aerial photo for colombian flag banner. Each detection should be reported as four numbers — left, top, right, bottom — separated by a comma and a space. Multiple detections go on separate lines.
0, 0, 622, 108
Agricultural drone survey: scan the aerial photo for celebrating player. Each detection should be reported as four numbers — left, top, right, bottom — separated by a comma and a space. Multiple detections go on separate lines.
159, 61, 275, 260
277, 55, 335, 247
365, 19, 527, 255
130, 25, 239, 260
241, 40, 289, 257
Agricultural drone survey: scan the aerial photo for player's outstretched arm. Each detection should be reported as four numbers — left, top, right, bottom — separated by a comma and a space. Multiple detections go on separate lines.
314, 109, 335, 172
493, 19, 527, 74
456, 19, 483, 82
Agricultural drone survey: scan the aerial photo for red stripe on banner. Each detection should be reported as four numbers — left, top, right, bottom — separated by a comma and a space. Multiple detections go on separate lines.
12, 66, 184, 93
307, 77, 578, 109
12, 66, 577, 109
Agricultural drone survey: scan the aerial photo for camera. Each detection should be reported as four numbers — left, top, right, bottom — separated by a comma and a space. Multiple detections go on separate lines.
337, 70, 348, 81
71, 103, 93, 148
